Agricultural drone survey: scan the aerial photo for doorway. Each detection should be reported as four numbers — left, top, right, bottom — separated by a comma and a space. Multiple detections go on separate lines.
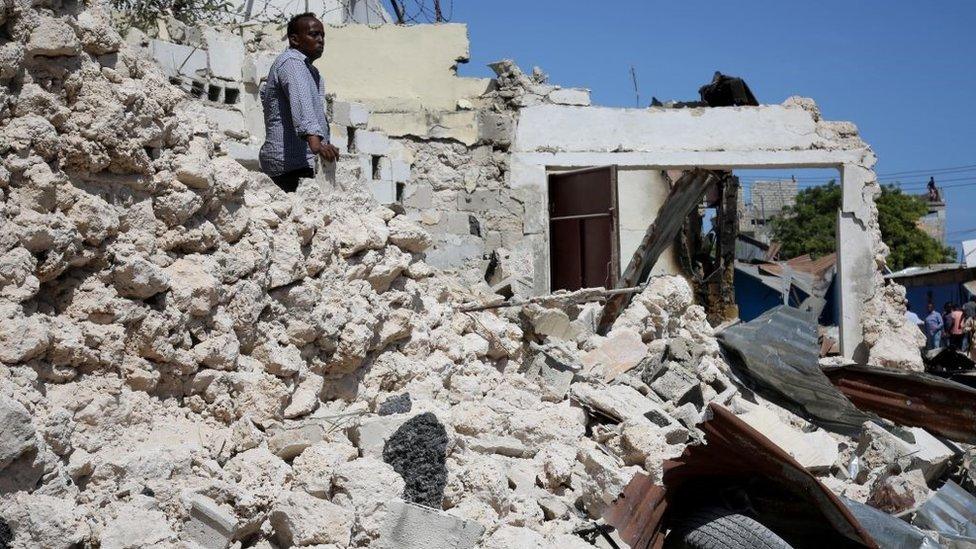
548, 166, 620, 291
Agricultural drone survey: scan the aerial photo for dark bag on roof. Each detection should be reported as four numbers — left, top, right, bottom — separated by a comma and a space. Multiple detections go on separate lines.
699, 71, 759, 107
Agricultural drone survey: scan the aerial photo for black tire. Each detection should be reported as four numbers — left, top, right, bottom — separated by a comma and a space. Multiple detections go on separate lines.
664, 506, 794, 549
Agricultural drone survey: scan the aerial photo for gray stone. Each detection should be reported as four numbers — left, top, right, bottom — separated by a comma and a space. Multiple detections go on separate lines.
378, 393, 412, 416
267, 423, 326, 460
351, 414, 411, 458
526, 352, 574, 402
649, 362, 702, 406
0, 399, 35, 469
464, 435, 528, 458
186, 494, 237, 549
375, 500, 484, 549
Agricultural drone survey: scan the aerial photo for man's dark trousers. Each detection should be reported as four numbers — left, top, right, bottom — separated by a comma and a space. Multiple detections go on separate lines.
271, 167, 314, 192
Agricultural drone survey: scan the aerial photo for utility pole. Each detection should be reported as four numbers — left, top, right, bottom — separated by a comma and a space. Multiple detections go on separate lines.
433, 0, 443, 22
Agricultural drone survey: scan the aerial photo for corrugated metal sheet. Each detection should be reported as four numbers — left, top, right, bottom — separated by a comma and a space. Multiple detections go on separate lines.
914, 481, 976, 543
825, 365, 976, 444
605, 403, 878, 549
841, 497, 941, 549
718, 305, 875, 435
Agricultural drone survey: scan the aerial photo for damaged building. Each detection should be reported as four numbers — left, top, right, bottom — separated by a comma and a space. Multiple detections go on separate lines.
2, 2, 972, 549
140, 15, 915, 369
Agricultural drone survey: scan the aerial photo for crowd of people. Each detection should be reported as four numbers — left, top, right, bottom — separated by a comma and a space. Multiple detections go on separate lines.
908, 296, 976, 359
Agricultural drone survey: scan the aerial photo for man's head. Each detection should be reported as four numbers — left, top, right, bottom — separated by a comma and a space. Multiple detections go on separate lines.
928, 303, 935, 313
287, 13, 324, 60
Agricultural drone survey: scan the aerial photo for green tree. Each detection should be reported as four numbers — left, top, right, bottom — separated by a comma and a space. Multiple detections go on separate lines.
769, 181, 955, 271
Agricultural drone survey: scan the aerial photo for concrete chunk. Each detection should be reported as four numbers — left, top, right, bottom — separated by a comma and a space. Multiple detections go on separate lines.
582, 328, 647, 382
332, 101, 369, 128
270, 491, 353, 547
186, 494, 237, 549
738, 407, 839, 473
571, 382, 674, 427
350, 414, 411, 457
203, 28, 245, 81
375, 499, 484, 549
548, 87, 591, 106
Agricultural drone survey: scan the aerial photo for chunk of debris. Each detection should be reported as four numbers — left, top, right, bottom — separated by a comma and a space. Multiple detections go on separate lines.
270, 491, 354, 547
374, 499, 484, 549
382, 412, 449, 508
186, 494, 238, 549
378, 392, 412, 416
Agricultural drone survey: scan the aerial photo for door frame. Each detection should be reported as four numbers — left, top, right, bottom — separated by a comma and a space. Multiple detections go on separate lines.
546, 165, 621, 291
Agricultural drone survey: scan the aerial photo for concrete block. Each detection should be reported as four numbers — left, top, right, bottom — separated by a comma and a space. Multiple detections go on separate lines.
457, 190, 500, 212
150, 39, 207, 79
332, 101, 369, 128
581, 328, 648, 382
353, 130, 390, 156
201, 105, 247, 139
350, 414, 410, 457
477, 111, 513, 145
526, 352, 575, 402
203, 28, 245, 81
267, 424, 326, 460
423, 234, 484, 269
243, 52, 276, 84
186, 494, 237, 549
375, 499, 484, 549
368, 180, 397, 205
739, 407, 839, 473
905, 427, 954, 481
224, 141, 260, 170
402, 183, 433, 209
430, 211, 473, 235
465, 434, 528, 458
570, 382, 675, 428
649, 362, 702, 405
548, 87, 591, 106
390, 159, 411, 183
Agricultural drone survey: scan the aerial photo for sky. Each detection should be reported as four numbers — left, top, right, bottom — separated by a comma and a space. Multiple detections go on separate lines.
443, 0, 976, 259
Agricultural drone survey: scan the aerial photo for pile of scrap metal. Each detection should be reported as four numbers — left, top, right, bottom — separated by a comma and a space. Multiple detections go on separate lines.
604, 306, 976, 549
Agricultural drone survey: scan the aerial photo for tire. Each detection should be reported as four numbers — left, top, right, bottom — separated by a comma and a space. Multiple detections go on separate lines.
664, 506, 794, 549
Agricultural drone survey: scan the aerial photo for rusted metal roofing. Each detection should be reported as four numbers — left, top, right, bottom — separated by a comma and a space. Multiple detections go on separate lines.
718, 305, 875, 435
605, 403, 878, 549
825, 365, 976, 444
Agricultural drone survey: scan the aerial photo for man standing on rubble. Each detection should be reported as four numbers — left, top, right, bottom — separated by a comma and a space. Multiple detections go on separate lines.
925, 302, 944, 350
259, 13, 340, 192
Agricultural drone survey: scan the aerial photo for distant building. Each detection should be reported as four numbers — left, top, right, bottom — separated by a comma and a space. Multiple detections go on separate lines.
738, 179, 798, 242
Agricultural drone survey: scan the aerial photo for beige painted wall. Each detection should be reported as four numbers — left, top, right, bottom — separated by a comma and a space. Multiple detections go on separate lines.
316, 23, 490, 113
616, 168, 680, 276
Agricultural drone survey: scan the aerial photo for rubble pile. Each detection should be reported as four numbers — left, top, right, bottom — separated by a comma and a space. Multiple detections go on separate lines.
0, 1, 967, 548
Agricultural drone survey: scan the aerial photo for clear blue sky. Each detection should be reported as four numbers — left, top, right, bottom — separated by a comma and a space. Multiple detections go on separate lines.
447, 0, 976, 259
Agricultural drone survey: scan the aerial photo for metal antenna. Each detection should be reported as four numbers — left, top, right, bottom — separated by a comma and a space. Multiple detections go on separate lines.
630, 66, 640, 107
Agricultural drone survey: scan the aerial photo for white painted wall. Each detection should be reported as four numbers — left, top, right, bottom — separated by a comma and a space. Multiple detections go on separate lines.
616, 168, 680, 276
510, 100, 879, 361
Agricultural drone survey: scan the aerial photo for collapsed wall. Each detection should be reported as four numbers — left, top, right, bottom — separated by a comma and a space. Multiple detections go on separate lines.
0, 1, 939, 547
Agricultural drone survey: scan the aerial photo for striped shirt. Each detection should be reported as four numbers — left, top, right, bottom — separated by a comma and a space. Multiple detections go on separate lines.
259, 48, 330, 177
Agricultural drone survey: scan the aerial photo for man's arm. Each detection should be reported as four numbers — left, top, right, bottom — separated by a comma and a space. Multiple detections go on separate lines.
278, 59, 339, 163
